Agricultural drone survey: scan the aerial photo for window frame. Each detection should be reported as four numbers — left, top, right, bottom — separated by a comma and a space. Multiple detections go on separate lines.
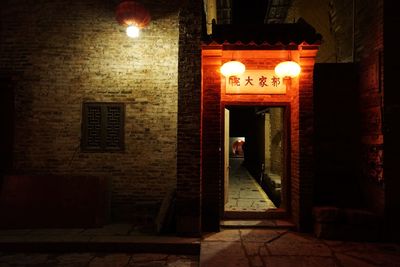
81, 102, 125, 152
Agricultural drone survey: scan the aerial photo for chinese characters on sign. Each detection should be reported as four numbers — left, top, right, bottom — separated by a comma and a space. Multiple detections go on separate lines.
225, 70, 286, 94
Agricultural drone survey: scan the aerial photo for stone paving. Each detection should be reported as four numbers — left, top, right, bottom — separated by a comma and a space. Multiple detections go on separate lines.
225, 158, 275, 212
0, 252, 199, 266
200, 229, 400, 267
0, 227, 399, 266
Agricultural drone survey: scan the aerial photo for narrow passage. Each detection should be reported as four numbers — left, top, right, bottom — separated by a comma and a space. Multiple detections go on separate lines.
225, 157, 275, 212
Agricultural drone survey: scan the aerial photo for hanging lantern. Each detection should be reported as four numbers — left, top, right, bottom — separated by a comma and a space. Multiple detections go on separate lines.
115, 1, 151, 38
274, 61, 301, 78
220, 61, 246, 77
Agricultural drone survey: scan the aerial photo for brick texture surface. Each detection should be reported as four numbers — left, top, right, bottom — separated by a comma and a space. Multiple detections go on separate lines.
356, 0, 384, 215
270, 108, 283, 176
288, 0, 400, 240
0, 0, 180, 222
176, 0, 202, 235
383, 1, 400, 240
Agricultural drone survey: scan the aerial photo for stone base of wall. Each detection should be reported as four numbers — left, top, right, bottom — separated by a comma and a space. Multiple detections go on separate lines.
0, 175, 110, 228
111, 201, 160, 227
313, 206, 382, 241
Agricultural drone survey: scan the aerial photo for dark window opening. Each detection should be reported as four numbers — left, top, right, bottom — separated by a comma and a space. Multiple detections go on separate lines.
81, 102, 125, 151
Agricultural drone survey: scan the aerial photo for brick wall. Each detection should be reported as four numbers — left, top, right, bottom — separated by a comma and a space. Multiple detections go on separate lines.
0, 0, 180, 222
287, 0, 392, 236
270, 107, 283, 176
0, 75, 14, 177
201, 47, 222, 232
176, 0, 202, 236
382, 1, 400, 240
313, 63, 362, 207
286, 0, 348, 63
355, 0, 384, 215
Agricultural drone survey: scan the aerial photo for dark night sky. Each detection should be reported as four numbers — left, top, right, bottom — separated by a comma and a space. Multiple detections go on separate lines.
232, 0, 269, 24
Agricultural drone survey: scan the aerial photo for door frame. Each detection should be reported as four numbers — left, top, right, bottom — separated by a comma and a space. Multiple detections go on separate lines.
221, 101, 291, 219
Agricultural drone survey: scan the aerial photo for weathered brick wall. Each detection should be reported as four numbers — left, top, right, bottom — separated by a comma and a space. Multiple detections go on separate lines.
270, 107, 283, 176
0, 0, 180, 221
383, 1, 400, 241
313, 63, 362, 207
355, 0, 384, 215
287, 0, 386, 219
286, 0, 350, 63
0, 75, 14, 177
201, 47, 222, 232
297, 49, 318, 230
176, 0, 202, 236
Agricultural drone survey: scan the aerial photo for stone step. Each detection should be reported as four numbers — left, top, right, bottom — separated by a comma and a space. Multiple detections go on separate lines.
224, 209, 287, 220
220, 219, 295, 230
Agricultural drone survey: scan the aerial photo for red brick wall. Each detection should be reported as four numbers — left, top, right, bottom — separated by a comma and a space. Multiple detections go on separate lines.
201, 47, 318, 231
201, 48, 222, 232
356, 0, 384, 215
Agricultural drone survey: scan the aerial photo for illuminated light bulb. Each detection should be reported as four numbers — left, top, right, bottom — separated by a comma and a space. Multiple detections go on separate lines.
126, 25, 140, 38
220, 61, 246, 77
274, 61, 301, 78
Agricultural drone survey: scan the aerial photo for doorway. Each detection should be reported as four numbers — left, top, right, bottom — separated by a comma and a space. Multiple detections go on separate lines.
224, 105, 287, 218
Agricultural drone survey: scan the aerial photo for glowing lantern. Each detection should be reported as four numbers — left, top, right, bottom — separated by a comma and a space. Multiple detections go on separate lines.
220, 61, 246, 77
115, 1, 151, 38
274, 61, 301, 78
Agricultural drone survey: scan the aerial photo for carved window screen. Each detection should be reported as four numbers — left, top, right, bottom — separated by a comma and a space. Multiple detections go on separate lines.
82, 103, 124, 151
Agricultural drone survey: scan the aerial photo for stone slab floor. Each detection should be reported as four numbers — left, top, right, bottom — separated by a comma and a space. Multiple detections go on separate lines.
225, 158, 275, 212
0, 253, 198, 266
201, 229, 400, 267
0, 229, 400, 266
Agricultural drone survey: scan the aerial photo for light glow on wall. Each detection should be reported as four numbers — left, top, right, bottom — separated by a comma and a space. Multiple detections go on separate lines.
115, 1, 151, 38
274, 61, 301, 78
126, 25, 140, 38
220, 61, 246, 77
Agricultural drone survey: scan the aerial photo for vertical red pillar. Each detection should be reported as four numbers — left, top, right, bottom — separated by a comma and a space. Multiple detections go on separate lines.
201, 47, 223, 231
296, 46, 318, 230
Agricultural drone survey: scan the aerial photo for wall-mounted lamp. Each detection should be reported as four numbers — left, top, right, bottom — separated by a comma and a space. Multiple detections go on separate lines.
116, 1, 151, 38
274, 61, 301, 78
220, 61, 246, 77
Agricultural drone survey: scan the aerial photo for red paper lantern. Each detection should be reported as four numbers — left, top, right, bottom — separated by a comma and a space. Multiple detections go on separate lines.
115, 1, 151, 29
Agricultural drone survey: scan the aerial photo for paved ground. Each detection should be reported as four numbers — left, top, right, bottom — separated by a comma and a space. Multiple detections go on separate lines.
225, 158, 275, 212
0, 252, 198, 266
201, 229, 400, 267
0, 227, 399, 266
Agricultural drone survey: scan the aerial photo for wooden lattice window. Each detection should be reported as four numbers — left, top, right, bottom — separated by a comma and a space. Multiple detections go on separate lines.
81, 102, 125, 151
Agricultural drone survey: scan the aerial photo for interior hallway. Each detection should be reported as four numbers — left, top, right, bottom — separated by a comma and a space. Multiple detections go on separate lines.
225, 158, 275, 212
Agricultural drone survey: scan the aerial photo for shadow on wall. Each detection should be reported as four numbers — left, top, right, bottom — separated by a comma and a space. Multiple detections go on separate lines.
313, 63, 363, 208
0, 75, 15, 187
